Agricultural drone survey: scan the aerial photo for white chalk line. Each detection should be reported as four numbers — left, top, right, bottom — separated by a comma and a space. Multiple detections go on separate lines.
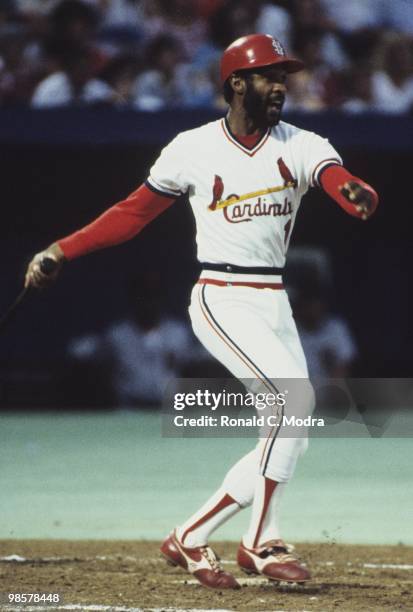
304, 560, 413, 571
2, 555, 413, 571
361, 562, 413, 570
0, 555, 138, 563
173, 577, 265, 586
172, 577, 296, 586
1, 607, 234, 612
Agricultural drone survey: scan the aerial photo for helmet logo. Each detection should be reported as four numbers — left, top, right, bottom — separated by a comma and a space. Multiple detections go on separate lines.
272, 39, 285, 56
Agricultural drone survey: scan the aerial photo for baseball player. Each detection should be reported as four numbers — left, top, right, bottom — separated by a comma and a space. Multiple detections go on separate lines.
26, 34, 378, 590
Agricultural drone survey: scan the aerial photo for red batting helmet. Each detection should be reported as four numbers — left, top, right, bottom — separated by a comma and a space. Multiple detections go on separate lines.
220, 34, 304, 84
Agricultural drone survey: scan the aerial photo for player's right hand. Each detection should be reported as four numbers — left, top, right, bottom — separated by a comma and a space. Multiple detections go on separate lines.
25, 243, 65, 289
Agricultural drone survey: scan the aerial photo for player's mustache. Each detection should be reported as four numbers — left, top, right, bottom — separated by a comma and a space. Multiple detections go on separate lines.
267, 94, 285, 107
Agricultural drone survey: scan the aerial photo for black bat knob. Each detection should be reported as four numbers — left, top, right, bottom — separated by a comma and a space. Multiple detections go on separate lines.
40, 257, 58, 275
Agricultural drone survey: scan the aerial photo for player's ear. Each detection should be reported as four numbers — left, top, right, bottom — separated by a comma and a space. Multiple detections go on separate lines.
229, 72, 246, 96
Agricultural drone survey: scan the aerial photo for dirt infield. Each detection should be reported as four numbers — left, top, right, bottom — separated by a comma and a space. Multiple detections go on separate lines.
0, 540, 412, 611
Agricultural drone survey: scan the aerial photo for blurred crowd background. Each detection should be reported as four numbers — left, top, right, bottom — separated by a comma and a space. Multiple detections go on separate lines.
1, 0, 413, 113
1, 0, 412, 410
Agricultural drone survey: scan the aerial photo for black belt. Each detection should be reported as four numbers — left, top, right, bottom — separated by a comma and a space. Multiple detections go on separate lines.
202, 263, 284, 275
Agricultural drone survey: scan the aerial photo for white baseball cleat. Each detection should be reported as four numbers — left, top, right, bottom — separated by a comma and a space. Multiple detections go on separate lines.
161, 530, 241, 589
237, 539, 311, 583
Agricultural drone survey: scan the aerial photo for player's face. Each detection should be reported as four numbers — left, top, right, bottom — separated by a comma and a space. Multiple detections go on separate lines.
243, 66, 287, 128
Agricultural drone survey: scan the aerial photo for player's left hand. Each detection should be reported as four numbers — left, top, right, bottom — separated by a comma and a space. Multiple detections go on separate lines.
339, 180, 376, 220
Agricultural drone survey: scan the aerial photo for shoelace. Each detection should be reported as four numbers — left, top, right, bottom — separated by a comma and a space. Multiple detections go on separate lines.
200, 546, 223, 573
264, 546, 297, 563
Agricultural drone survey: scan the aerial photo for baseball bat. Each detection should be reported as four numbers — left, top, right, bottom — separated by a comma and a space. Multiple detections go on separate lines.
0, 257, 58, 332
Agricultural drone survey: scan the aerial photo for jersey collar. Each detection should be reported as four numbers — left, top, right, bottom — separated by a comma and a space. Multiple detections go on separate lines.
221, 118, 271, 157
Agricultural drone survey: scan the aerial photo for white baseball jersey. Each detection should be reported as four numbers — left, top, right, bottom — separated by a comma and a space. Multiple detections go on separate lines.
147, 118, 342, 268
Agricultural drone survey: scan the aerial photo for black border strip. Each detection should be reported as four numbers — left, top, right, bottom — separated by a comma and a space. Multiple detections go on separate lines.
312, 158, 342, 187
145, 179, 182, 198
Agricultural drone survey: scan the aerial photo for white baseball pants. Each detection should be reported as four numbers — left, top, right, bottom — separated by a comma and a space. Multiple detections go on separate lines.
175, 271, 315, 548
189, 271, 313, 482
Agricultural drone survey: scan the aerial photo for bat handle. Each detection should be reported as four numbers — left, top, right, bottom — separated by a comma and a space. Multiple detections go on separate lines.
39, 257, 59, 276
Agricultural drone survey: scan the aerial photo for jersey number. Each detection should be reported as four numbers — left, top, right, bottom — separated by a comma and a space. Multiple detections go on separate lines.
284, 219, 292, 246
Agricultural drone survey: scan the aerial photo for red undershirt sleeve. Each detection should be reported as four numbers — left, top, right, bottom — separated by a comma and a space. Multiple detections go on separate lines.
319, 164, 378, 218
57, 184, 175, 260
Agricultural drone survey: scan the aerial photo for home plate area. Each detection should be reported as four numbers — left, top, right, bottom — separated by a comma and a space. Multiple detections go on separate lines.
1, 540, 412, 611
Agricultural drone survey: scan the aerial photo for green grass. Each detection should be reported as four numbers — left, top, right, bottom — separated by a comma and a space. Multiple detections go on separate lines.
0, 411, 411, 544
